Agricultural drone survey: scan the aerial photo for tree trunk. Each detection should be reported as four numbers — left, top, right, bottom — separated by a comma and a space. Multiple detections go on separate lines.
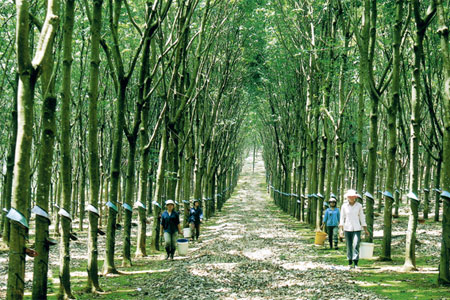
104, 81, 127, 274
437, 0, 450, 285
381, 0, 403, 262
316, 134, 326, 230
32, 0, 60, 296
86, 0, 103, 292
135, 66, 151, 258
122, 139, 136, 266
423, 151, 431, 219
59, 0, 74, 292
359, 0, 379, 242
78, 109, 86, 231
435, 157, 442, 222
183, 130, 193, 227
151, 126, 167, 251
2, 75, 18, 245
8, 0, 58, 298
136, 120, 149, 257
404, 0, 433, 270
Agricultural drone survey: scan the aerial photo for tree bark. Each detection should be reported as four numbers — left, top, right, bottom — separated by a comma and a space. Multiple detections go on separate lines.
404, 0, 434, 270
86, 0, 103, 292
2, 75, 18, 245
381, 0, 403, 262
150, 126, 167, 251
7, 0, 58, 298
32, 0, 60, 297
437, 0, 450, 285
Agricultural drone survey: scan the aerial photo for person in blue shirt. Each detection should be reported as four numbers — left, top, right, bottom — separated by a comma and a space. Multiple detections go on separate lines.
160, 200, 182, 260
188, 199, 203, 241
322, 197, 340, 249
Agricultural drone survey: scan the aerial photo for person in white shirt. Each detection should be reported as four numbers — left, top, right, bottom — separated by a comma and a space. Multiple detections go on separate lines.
339, 189, 369, 269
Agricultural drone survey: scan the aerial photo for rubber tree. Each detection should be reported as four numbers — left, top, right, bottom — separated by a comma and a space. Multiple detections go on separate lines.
7, 0, 59, 298
355, 0, 390, 243
102, 0, 156, 274
2, 77, 18, 245
380, 0, 404, 262
151, 0, 212, 249
121, 0, 172, 265
403, 0, 435, 270
31, 0, 62, 298
134, 10, 158, 258
86, 0, 103, 292
436, 0, 450, 286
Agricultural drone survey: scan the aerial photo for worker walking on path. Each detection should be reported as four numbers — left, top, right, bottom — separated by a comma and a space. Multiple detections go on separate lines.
160, 200, 182, 260
188, 199, 203, 241
322, 197, 340, 250
339, 189, 369, 269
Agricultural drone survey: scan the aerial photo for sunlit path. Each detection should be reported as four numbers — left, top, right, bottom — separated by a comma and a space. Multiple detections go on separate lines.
144, 153, 387, 300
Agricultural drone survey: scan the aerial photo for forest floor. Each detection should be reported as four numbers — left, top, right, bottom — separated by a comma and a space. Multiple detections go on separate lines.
0, 153, 449, 299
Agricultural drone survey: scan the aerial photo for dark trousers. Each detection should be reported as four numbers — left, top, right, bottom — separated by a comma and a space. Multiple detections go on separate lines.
345, 230, 361, 265
164, 232, 178, 256
190, 222, 200, 239
326, 226, 338, 248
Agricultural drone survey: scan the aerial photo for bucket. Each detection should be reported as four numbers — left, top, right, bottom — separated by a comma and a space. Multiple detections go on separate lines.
183, 227, 192, 238
314, 231, 328, 245
359, 242, 374, 259
177, 238, 189, 256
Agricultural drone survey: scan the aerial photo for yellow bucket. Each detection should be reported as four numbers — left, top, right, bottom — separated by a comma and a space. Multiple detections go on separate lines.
314, 231, 328, 245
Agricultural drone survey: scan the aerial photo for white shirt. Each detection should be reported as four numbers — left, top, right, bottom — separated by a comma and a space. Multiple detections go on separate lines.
339, 201, 367, 231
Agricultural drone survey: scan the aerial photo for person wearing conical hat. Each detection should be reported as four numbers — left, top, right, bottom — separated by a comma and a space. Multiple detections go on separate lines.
160, 200, 182, 260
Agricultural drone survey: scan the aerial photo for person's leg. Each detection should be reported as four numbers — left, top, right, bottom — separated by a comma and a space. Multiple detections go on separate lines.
352, 231, 361, 266
327, 226, 333, 248
345, 231, 354, 266
170, 232, 178, 259
189, 222, 195, 241
163, 232, 171, 259
332, 226, 339, 249
325, 226, 333, 248
195, 223, 200, 240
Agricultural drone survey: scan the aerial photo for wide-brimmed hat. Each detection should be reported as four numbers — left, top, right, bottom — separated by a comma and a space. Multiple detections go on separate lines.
329, 198, 337, 203
344, 189, 359, 198
165, 200, 175, 206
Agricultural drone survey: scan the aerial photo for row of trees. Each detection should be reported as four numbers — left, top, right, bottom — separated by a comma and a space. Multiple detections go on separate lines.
0, 0, 255, 299
256, 0, 449, 286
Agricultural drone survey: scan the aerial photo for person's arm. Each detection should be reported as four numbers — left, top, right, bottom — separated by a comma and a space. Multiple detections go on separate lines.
177, 212, 182, 234
339, 205, 345, 230
199, 208, 203, 222
160, 213, 166, 235
359, 204, 369, 235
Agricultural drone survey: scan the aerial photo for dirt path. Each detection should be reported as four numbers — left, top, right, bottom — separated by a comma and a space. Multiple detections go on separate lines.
0, 153, 389, 299
144, 154, 387, 300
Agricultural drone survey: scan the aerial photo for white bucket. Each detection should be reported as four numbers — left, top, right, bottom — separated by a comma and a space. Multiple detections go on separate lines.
177, 239, 189, 256
359, 242, 374, 259
183, 227, 192, 238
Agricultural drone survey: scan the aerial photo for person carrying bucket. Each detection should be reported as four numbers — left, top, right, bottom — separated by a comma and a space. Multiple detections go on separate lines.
339, 189, 369, 270
160, 200, 182, 260
188, 199, 203, 241
322, 196, 340, 250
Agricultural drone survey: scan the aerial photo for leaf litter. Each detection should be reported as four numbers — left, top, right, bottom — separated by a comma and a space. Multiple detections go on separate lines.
1, 154, 441, 299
